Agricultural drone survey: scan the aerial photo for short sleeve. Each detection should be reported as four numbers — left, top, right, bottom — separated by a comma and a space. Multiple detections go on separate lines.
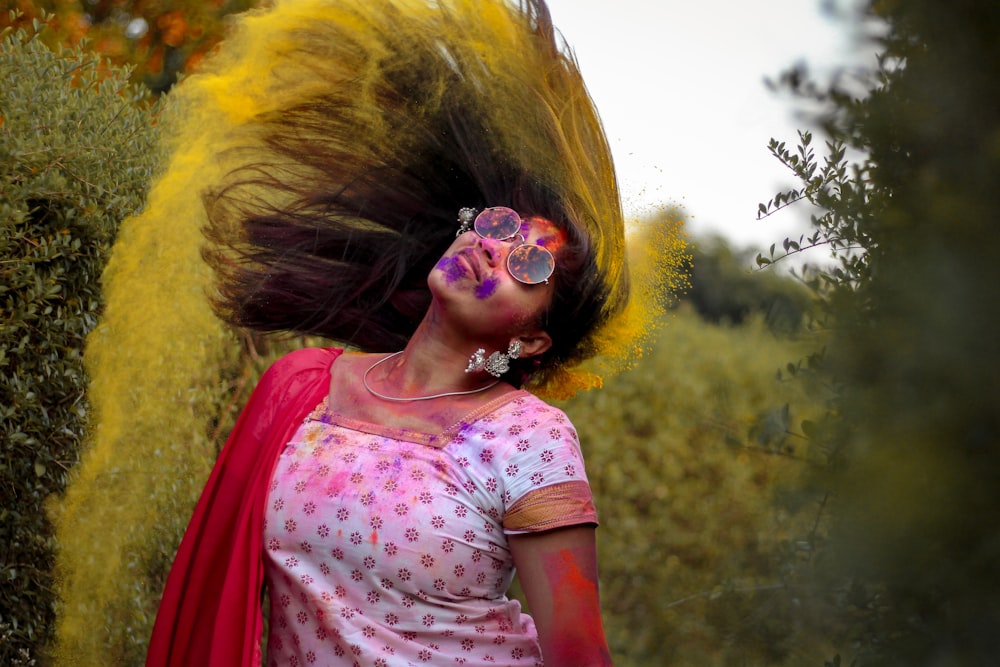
495, 398, 598, 534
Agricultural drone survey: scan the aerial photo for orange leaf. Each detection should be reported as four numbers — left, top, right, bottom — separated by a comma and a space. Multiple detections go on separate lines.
157, 11, 188, 47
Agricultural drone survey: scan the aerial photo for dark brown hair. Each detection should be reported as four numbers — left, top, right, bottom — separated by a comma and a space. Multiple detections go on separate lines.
201, 0, 627, 383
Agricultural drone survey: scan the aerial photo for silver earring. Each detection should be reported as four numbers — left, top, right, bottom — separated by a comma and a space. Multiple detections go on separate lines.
456, 207, 477, 236
465, 348, 487, 374
466, 340, 522, 377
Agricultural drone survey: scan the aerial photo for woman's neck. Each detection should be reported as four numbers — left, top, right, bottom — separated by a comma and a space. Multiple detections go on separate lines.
375, 318, 498, 398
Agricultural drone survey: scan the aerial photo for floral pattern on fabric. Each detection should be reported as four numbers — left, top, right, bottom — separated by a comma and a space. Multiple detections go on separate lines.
263, 391, 596, 666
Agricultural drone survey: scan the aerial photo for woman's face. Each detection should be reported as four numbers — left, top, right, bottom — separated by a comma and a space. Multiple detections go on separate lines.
428, 215, 567, 341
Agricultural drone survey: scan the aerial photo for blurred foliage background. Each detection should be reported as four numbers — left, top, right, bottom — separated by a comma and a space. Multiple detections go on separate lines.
1, 0, 255, 93
0, 17, 159, 664
753, 0, 1000, 663
2, 0, 999, 665
567, 304, 829, 666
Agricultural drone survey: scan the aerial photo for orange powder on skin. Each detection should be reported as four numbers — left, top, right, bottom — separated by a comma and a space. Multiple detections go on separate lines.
540, 546, 612, 664
522, 216, 566, 254
542, 546, 597, 596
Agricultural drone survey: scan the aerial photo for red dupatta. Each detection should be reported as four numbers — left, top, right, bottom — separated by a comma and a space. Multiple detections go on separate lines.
146, 347, 342, 667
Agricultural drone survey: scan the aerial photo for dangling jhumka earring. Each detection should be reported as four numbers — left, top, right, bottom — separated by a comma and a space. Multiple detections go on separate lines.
456, 207, 477, 236
465, 340, 523, 378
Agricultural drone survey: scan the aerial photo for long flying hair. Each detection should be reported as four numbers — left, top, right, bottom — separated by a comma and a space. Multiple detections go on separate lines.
201, 0, 629, 386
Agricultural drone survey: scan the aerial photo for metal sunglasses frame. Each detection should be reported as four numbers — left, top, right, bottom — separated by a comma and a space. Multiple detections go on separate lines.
456, 207, 555, 285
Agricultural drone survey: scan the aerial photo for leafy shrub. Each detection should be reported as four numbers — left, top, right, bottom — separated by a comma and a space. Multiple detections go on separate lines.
759, 1, 1000, 663
0, 19, 157, 663
563, 309, 829, 666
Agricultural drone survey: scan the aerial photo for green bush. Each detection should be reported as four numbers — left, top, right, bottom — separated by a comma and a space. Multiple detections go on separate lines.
0, 19, 158, 663
563, 309, 828, 666
759, 1, 1000, 663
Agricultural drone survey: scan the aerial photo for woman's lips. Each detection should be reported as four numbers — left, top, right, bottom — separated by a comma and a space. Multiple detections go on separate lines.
457, 248, 482, 281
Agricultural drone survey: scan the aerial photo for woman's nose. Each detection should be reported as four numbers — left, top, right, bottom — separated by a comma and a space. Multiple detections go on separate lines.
476, 236, 504, 266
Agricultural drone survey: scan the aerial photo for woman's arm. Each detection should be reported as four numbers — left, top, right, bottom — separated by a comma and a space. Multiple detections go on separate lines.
509, 525, 613, 667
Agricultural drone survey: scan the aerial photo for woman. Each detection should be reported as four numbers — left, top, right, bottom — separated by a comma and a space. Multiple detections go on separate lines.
147, 0, 632, 665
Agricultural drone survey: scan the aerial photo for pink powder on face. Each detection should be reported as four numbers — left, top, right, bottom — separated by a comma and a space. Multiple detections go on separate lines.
474, 276, 499, 299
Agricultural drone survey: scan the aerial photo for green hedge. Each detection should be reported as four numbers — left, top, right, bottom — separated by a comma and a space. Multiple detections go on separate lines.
0, 20, 158, 663
562, 309, 828, 666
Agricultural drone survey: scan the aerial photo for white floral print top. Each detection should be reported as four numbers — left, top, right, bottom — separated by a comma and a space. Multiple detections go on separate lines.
263, 391, 597, 667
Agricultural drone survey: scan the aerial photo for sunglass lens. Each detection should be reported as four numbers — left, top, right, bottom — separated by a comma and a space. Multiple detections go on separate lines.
474, 207, 522, 240
507, 244, 555, 284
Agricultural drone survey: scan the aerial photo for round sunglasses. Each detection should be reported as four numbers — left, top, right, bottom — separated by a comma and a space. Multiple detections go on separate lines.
456, 207, 556, 285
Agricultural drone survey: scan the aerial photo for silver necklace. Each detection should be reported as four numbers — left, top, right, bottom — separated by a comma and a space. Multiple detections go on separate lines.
362, 351, 500, 402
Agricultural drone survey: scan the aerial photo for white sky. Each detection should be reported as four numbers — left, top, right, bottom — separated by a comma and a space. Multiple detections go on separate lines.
544, 0, 867, 250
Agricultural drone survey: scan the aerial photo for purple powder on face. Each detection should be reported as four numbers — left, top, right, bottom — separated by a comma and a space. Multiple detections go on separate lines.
474, 276, 499, 299
435, 256, 466, 283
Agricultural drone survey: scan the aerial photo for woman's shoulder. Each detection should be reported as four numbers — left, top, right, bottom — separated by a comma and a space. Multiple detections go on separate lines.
466, 391, 578, 448
497, 391, 573, 425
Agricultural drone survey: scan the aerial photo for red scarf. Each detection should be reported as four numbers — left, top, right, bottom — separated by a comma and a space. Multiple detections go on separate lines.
147, 348, 342, 666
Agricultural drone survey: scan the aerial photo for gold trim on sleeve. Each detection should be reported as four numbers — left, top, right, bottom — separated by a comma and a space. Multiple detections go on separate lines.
503, 481, 598, 533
